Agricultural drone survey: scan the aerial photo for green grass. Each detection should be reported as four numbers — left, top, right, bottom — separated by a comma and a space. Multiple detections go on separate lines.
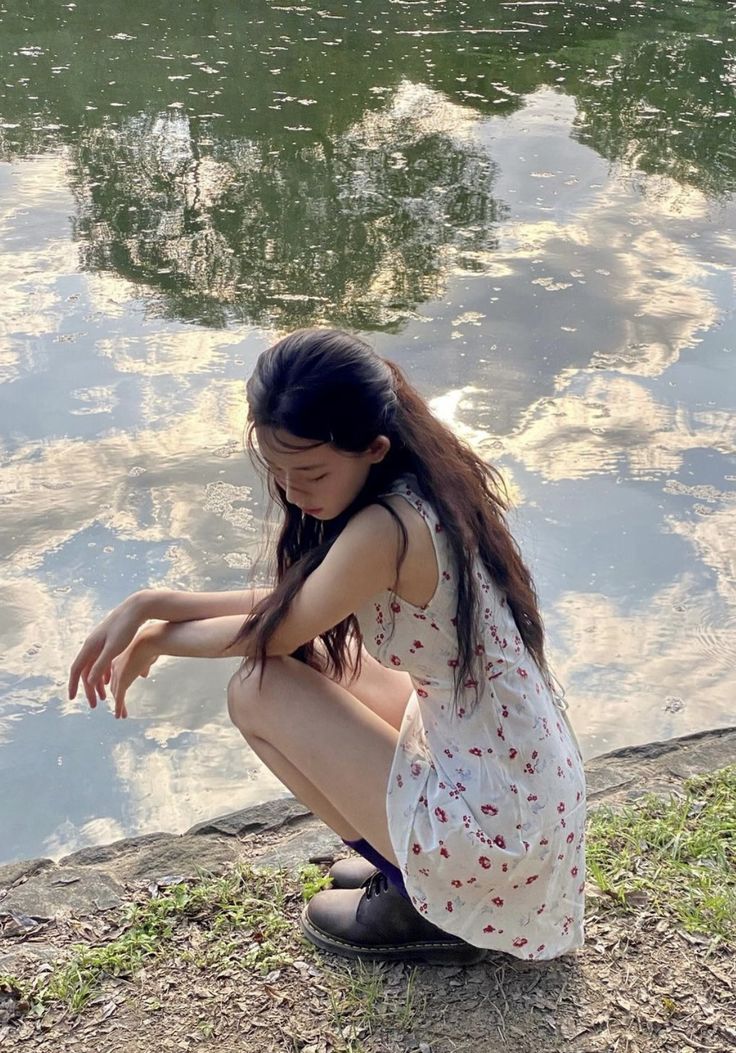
298, 862, 334, 901
587, 765, 736, 945
31, 864, 295, 1013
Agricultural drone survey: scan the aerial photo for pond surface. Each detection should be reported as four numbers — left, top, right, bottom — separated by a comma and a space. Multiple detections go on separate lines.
1, 0, 734, 865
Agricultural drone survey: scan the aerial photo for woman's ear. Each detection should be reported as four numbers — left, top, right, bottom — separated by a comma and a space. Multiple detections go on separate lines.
368, 435, 391, 463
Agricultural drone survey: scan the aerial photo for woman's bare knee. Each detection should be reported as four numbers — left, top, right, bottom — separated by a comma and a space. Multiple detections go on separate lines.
227, 660, 269, 733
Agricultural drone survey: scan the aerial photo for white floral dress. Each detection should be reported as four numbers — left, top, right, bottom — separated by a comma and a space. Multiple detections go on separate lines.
355, 475, 586, 961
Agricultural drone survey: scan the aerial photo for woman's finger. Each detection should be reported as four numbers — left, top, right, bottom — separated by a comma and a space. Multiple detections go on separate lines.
81, 667, 98, 709
115, 681, 127, 719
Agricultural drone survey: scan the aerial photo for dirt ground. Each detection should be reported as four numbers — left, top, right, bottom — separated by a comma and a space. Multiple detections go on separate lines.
2, 879, 734, 1053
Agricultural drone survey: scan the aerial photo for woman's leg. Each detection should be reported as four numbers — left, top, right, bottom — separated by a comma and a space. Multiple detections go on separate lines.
227, 654, 410, 862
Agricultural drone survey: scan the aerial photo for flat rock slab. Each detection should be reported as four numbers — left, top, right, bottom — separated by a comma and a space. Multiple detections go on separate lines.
1, 867, 123, 918
257, 825, 344, 873
0, 858, 54, 892
586, 725, 736, 809
186, 797, 310, 837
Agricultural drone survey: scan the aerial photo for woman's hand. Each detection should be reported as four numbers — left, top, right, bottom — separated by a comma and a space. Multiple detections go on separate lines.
68, 592, 151, 707
109, 625, 162, 719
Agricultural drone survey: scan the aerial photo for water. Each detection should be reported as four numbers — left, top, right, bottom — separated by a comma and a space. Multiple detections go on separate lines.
1, 0, 734, 865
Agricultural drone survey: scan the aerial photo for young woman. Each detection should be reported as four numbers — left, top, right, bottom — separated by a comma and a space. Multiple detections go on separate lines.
69, 328, 586, 965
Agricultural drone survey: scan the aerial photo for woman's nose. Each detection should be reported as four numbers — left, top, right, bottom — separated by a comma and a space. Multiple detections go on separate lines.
285, 477, 307, 502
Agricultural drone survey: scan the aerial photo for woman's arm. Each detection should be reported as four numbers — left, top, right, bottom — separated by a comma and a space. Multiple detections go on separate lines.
133, 587, 272, 623
69, 587, 271, 706
144, 614, 253, 659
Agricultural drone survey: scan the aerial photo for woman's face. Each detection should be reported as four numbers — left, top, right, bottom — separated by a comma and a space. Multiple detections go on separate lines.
255, 427, 390, 520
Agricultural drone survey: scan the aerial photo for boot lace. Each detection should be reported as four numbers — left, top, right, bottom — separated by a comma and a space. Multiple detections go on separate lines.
363, 871, 391, 899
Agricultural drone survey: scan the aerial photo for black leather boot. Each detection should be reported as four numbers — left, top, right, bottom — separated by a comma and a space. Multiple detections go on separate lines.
301, 871, 487, 965
327, 856, 377, 889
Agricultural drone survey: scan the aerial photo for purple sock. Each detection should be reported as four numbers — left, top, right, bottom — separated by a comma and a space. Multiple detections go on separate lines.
343, 837, 411, 900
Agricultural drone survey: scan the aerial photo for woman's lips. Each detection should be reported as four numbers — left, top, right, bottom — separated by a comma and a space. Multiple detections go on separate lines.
303, 507, 323, 515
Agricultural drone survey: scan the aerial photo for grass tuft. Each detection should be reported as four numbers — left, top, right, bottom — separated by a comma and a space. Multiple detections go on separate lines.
298, 862, 334, 901
587, 765, 736, 943
35, 864, 293, 1012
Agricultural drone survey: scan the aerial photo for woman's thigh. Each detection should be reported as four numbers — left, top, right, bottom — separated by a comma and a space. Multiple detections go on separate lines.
326, 642, 413, 731
228, 656, 402, 861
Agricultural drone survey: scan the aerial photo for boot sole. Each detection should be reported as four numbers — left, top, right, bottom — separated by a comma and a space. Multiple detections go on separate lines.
299, 905, 487, 966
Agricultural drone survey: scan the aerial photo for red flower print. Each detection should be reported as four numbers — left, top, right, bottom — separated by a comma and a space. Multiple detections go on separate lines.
458, 708, 466, 718
410, 762, 422, 777
467, 876, 477, 884
501, 863, 508, 873
496, 726, 505, 741
390, 655, 401, 666
512, 937, 528, 948
444, 748, 454, 759
445, 901, 454, 912
483, 924, 496, 934
417, 688, 428, 699
525, 874, 539, 884
567, 832, 575, 844
527, 794, 538, 802
412, 843, 422, 855
469, 747, 483, 756
442, 571, 451, 581
440, 846, 450, 858
390, 601, 401, 613
447, 658, 459, 668
531, 750, 538, 760
517, 668, 528, 679
501, 705, 509, 718
571, 866, 578, 877
481, 803, 498, 816
536, 903, 546, 914
493, 834, 506, 849
413, 640, 424, 649
478, 856, 491, 869
475, 643, 485, 655
451, 879, 463, 888
491, 896, 504, 907
508, 747, 518, 760
396, 774, 403, 788
434, 807, 448, 823
557, 802, 566, 813
536, 945, 546, 953
509, 784, 518, 794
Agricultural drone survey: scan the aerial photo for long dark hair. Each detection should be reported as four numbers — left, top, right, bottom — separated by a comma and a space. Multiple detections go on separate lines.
233, 328, 549, 712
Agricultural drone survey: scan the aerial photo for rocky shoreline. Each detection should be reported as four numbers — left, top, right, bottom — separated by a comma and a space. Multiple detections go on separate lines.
2, 724, 735, 975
